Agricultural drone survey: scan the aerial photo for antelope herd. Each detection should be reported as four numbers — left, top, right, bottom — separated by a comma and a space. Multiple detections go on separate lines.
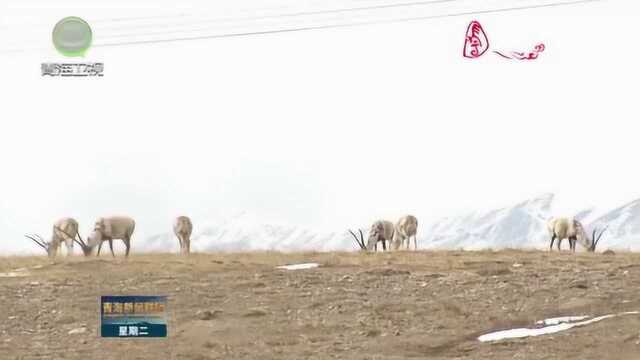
349, 215, 607, 253
25, 214, 608, 258
349, 215, 419, 252
27, 215, 168, 258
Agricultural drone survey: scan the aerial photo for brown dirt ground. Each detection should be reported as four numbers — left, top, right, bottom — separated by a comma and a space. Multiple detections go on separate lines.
1, 250, 639, 360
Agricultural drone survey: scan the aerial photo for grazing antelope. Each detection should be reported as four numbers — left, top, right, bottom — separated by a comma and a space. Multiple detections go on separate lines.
393, 215, 418, 250
173, 216, 193, 255
25, 218, 79, 258
547, 217, 607, 252
349, 220, 395, 251
80, 216, 136, 257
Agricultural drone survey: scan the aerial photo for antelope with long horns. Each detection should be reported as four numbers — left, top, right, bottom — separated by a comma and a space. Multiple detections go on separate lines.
547, 217, 607, 252
350, 220, 395, 251
173, 216, 193, 255
25, 218, 79, 258
393, 215, 418, 250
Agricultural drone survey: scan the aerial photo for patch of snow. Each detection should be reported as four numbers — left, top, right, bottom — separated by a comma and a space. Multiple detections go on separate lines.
276, 263, 320, 270
535, 316, 589, 326
479, 312, 640, 342
68, 327, 87, 335
0, 272, 28, 277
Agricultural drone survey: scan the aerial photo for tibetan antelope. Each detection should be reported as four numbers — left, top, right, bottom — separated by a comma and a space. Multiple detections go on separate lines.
25, 218, 79, 258
74, 216, 136, 257
393, 215, 418, 250
349, 220, 395, 251
173, 216, 193, 255
547, 217, 607, 252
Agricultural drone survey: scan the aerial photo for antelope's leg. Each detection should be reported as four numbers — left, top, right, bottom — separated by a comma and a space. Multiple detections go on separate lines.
557, 237, 562, 251
382, 240, 387, 251
108, 240, 115, 257
65, 238, 73, 257
414, 235, 417, 251
97, 241, 103, 256
549, 236, 555, 251
125, 240, 130, 257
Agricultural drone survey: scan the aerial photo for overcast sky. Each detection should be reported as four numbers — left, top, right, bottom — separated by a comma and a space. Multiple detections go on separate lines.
1, 0, 638, 254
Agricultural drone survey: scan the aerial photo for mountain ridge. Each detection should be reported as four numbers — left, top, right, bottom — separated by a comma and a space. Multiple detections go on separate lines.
142, 193, 639, 252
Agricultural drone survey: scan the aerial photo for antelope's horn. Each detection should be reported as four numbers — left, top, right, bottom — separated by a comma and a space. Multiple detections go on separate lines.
55, 226, 81, 246
30, 234, 47, 246
34, 233, 49, 245
25, 235, 47, 250
72, 238, 84, 248
75, 229, 88, 247
594, 226, 608, 248
349, 229, 366, 250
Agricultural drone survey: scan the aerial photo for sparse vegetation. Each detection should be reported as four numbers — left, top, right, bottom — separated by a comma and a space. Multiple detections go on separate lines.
0, 250, 639, 359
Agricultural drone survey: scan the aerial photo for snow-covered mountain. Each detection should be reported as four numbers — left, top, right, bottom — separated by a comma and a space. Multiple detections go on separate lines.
140, 194, 640, 253
588, 199, 640, 251
145, 212, 355, 253
420, 193, 553, 250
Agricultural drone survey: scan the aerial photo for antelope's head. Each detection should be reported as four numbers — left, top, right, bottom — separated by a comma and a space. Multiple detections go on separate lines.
349, 226, 381, 252
86, 229, 103, 249
84, 219, 106, 251
366, 222, 386, 251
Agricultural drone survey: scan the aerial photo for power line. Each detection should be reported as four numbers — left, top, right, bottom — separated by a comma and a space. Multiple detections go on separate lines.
0, 0, 463, 52
90, 13, 192, 24
0, 0, 606, 54
95, 0, 604, 48
96, 0, 462, 32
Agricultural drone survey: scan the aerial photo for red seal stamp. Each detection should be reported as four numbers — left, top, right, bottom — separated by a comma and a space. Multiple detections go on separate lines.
463, 21, 490, 59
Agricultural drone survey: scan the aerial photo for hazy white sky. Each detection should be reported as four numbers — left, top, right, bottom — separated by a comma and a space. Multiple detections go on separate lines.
1, 0, 638, 253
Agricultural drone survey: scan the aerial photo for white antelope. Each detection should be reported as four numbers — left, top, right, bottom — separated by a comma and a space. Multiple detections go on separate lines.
173, 216, 193, 255
72, 216, 136, 257
25, 218, 80, 258
547, 217, 607, 252
393, 215, 418, 250
350, 220, 395, 251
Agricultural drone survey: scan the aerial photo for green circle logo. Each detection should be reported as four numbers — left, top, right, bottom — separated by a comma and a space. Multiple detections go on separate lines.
52, 17, 93, 57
